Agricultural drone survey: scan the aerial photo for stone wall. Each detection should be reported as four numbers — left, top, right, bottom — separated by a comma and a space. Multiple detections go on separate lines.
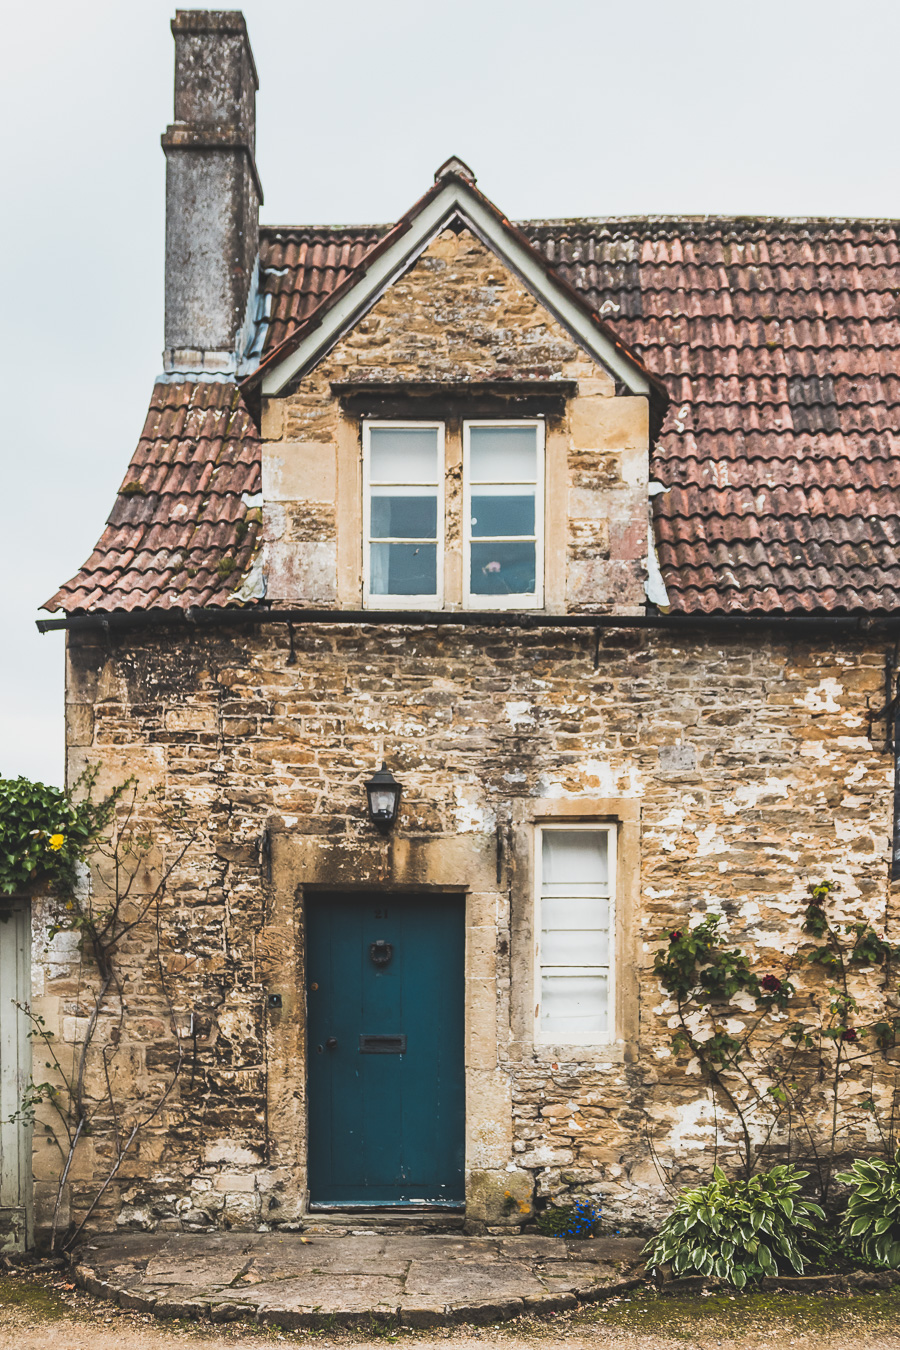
31, 621, 900, 1239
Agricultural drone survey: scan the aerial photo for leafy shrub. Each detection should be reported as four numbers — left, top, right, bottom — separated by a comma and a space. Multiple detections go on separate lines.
836, 1152, 900, 1267
535, 1200, 601, 1239
644, 1165, 824, 1288
0, 774, 118, 896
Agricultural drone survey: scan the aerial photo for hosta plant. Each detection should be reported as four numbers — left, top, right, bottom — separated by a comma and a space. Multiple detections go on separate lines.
644, 1165, 824, 1289
836, 1152, 900, 1267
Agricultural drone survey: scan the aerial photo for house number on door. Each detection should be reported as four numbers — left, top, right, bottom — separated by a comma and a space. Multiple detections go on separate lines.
374, 908, 389, 919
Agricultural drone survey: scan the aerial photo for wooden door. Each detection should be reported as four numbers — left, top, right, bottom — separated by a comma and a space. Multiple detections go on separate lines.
306, 893, 465, 1207
0, 899, 32, 1250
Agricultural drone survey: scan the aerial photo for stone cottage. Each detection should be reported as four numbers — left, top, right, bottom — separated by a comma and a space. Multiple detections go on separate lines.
12, 6, 900, 1247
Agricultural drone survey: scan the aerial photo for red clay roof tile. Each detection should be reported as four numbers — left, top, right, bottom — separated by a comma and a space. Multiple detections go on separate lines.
46, 214, 900, 615
44, 381, 261, 613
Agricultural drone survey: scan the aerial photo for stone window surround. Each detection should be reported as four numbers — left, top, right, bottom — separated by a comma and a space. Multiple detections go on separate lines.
265, 795, 639, 1214
509, 797, 640, 1068
337, 409, 569, 613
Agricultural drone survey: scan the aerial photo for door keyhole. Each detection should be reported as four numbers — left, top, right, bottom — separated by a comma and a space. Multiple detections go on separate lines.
326, 1037, 338, 1050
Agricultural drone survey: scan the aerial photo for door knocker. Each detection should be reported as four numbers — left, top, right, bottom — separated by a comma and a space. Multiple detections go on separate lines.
369, 940, 393, 967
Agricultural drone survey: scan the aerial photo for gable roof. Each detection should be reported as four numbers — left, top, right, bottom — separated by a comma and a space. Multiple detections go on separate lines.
251, 169, 663, 409
44, 211, 900, 617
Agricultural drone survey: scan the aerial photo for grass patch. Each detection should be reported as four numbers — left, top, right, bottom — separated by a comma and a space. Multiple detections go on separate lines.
577, 1285, 900, 1341
0, 1273, 72, 1321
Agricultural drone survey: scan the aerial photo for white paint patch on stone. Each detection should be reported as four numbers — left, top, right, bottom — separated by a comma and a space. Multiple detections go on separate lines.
505, 700, 534, 727
798, 677, 843, 713
695, 823, 726, 856
453, 785, 496, 834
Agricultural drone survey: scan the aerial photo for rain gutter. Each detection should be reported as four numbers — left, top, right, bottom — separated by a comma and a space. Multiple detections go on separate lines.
35, 609, 900, 637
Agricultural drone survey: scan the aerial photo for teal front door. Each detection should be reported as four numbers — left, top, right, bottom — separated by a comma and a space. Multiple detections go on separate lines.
306, 893, 465, 1206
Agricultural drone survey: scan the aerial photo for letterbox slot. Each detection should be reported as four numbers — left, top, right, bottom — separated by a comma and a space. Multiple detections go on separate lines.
359, 1033, 407, 1054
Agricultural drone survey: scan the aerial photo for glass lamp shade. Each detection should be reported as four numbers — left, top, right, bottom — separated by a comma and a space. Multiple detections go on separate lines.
364, 763, 402, 833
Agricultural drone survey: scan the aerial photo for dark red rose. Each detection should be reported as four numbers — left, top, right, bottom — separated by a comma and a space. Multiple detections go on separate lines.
669, 930, 682, 943
761, 975, 783, 993
842, 1028, 858, 1043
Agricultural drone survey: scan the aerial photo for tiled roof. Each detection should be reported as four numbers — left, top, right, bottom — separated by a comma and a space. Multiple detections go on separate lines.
47, 215, 900, 615
261, 226, 386, 351
522, 217, 900, 613
45, 381, 261, 612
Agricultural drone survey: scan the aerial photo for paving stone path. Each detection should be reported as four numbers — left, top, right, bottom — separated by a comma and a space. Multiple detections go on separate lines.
73, 1231, 646, 1329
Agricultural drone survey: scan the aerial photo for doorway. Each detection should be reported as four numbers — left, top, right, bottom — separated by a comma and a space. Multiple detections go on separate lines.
306, 892, 465, 1206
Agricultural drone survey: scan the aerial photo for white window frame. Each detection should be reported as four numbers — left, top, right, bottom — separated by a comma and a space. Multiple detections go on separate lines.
533, 822, 617, 1047
463, 419, 545, 610
362, 420, 445, 610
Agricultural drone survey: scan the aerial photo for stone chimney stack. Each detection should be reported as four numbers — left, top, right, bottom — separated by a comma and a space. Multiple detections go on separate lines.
162, 10, 262, 374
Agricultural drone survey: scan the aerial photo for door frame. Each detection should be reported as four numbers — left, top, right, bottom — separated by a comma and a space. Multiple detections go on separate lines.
266, 829, 509, 1223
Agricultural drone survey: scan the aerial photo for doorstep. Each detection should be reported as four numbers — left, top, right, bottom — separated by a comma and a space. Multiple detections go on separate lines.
71, 1230, 647, 1329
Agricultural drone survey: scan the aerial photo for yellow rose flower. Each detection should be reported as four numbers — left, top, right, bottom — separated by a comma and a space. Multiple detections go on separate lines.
48, 834, 65, 851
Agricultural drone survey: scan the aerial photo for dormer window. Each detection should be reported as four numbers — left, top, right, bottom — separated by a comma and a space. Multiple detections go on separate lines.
362, 418, 544, 610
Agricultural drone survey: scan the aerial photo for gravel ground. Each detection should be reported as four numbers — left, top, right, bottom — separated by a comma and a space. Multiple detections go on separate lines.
3, 1270, 900, 1350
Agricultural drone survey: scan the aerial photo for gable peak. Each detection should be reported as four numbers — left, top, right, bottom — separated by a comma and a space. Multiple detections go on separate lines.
434, 155, 477, 185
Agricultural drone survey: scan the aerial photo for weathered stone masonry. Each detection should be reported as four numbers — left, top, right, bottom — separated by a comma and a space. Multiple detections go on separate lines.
33, 621, 899, 1237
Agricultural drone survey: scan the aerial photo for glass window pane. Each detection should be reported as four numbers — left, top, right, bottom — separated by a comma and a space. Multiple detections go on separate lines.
470, 541, 535, 595
369, 427, 439, 483
542, 928, 609, 966
371, 490, 437, 540
541, 895, 609, 933
469, 425, 537, 482
471, 490, 535, 538
370, 543, 437, 596
542, 831, 608, 887
540, 973, 608, 1039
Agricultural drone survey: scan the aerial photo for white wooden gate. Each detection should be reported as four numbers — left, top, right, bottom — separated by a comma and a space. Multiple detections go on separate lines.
0, 899, 32, 1250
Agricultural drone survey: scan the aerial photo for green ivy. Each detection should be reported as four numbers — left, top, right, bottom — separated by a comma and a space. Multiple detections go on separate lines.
0, 772, 120, 896
644, 1164, 824, 1288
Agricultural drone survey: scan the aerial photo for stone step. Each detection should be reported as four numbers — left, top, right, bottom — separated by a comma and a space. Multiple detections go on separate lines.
301, 1209, 468, 1235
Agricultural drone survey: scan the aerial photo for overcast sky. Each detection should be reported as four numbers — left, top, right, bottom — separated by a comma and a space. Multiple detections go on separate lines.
3, 0, 899, 787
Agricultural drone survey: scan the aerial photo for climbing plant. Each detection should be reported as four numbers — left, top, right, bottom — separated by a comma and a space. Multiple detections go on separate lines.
654, 881, 900, 1202
2, 771, 196, 1251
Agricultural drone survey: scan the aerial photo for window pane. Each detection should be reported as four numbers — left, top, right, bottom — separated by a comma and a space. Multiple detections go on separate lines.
470, 541, 535, 595
541, 895, 609, 933
370, 543, 437, 595
540, 972, 608, 1039
542, 831, 608, 887
469, 425, 537, 482
542, 928, 609, 966
471, 489, 535, 538
371, 490, 437, 540
369, 427, 439, 483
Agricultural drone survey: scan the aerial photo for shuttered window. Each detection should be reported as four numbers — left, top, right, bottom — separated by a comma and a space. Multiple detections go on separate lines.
535, 825, 615, 1045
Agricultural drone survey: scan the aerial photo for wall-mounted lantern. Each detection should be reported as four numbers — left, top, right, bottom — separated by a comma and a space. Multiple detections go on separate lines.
364, 763, 402, 834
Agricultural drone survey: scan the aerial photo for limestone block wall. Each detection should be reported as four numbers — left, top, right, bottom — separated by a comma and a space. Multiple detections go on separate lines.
256, 227, 651, 615
33, 623, 900, 1239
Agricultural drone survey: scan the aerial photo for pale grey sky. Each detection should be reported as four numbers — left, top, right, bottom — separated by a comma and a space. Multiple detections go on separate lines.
3, 0, 899, 786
